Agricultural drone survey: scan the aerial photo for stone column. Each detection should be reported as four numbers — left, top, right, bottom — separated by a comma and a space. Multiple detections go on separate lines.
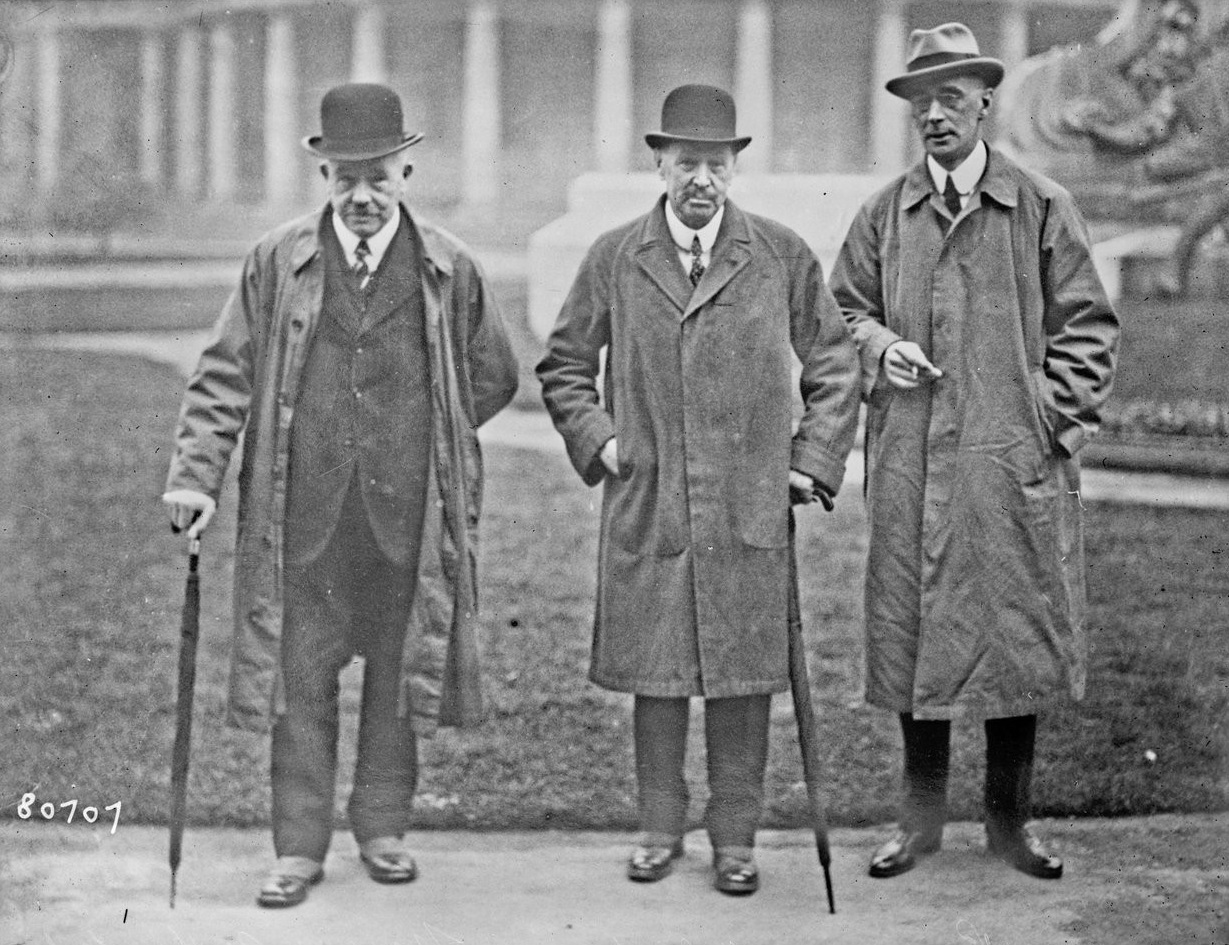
461, 0, 500, 209
870, 0, 909, 173
35, 25, 61, 194
999, 2, 1030, 70
140, 29, 165, 187
593, 0, 632, 173
351, 4, 387, 83
265, 13, 298, 206
208, 20, 236, 200
734, 0, 773, 172
175, 26, 203, 197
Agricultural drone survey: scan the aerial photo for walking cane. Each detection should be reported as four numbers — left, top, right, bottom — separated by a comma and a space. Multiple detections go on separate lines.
168, 535, 201, 908
787, 518, 837, 914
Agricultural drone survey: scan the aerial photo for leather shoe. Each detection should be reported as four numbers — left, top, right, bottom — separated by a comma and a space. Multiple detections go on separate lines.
987, 826, 1063, 879
868, 829, 942, 878
713, 853, 759, 896
358, 838, 419, 884
627, 840, 684, 882
256, 857, 324, 908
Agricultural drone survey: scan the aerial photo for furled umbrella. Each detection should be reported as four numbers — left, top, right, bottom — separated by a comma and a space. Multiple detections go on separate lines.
168, 536, 201, 908
787, 518, 837, 914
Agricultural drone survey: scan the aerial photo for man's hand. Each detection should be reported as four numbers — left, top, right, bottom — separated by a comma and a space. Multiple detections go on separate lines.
882, 341, 942, 390
789, 470, 834, 511
599, 438, 620, 477
162, 489, 217, 539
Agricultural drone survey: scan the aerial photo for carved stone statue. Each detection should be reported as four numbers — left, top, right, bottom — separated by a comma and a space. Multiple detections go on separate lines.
997, 0, 1229, 295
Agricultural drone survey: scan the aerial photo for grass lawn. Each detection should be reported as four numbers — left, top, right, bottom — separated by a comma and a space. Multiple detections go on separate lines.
1, 347, 1226, 833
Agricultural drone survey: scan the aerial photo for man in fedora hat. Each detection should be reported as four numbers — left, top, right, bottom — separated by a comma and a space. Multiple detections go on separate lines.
829, 24, 1119, 881
162, 83, 518, 907
538, 84, 860, 896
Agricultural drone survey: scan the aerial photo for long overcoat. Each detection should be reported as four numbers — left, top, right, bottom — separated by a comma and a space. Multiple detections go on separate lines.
165, 207, 518, 735
538, 198, 861, 697
829, 148, 1119, 721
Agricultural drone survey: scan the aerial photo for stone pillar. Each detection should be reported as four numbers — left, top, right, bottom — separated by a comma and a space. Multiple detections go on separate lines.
999, 2, 1030, 70
593, 0, 632, 173
175, 26, 203, 197
140, 29, 165, 187
462, 0, 501, 209
265, 13, 298, 206
870, 0, 909, 173
734, 0, 773, 173
351, 4, 387, 83
208, 20, 236, 200
35, 25, 61, 194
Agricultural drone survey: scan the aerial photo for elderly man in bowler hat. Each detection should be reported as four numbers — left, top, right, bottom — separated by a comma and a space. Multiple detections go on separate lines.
538, 85, 860, 896
828, 24, 1119, 881
162, 83, 518, 907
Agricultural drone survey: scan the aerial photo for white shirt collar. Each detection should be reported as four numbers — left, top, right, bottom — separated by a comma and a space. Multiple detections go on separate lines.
331, 207, 401, 271
664, 199, 725, 255
927, 139, 988, 199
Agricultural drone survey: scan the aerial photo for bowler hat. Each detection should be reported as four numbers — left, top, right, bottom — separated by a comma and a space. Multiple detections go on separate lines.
302, 83, 424, 160
885, 23, 1005, 99
645, 84, 751, 152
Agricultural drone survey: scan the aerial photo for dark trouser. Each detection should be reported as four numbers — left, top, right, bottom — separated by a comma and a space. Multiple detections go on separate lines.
272, 485, 419, 861
898, 713, 1037, 836
634, 694, 771, 852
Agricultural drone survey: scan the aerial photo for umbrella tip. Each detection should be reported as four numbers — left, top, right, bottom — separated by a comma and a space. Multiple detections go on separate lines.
170, 872, 177, 909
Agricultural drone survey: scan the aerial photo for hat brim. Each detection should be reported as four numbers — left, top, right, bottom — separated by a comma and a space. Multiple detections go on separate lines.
301, 132, 424, 161
885, 58, 1004, 99
645, 133, 752, 152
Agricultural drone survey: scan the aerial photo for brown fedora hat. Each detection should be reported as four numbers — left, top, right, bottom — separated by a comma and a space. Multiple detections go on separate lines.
645, 84, 751, 152
885, 23, 1005, 99
302, 83, 424, 160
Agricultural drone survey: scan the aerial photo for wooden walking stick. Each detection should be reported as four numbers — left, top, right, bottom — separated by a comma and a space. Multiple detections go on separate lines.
168, 536, 201, 908
787, 518, 837, 914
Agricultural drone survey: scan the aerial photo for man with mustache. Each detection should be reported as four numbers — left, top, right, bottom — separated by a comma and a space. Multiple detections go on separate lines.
538, 84, 860, 896
162, 83, 518, 907
829, 24, 1119, 881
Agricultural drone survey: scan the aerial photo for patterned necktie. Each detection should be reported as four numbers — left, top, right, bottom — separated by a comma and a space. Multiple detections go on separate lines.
353, 239, 372, 292
942, 175, 962, 219
689, 234, 705, 286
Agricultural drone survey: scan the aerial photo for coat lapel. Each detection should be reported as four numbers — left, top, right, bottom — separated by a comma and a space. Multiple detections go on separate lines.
360, 212, 417, 333
684, 201, 752, 319
633, 199, 692, 315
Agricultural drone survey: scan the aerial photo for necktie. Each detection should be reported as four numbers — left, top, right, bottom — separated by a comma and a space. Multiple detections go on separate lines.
353, 239, 372, 292
942, 175, 962, 219
689, 234, 705, 286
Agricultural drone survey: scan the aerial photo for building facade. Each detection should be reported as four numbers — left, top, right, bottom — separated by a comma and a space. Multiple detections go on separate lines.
0, 0, 1119, 239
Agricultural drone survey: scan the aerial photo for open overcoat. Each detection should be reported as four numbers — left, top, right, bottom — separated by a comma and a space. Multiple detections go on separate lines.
165, 207, 518, 735
829, 148, 1119, 721
538, 198, 861, 697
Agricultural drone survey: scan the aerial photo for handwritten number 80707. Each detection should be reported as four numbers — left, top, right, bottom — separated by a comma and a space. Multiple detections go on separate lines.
18, 792, 122, 834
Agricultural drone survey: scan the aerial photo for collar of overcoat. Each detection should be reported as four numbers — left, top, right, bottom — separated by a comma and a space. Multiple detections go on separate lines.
288, 203, 457, 282
633, 195, 753, 319
900, 143, 1020, 216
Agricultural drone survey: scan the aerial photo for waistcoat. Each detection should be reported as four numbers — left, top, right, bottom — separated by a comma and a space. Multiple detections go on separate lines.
285, 210, 432, 567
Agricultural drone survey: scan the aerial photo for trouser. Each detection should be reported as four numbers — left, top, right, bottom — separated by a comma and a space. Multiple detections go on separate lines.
271, 484, 420, 861
634, 694, 771, 853
898, 713, 1037, 836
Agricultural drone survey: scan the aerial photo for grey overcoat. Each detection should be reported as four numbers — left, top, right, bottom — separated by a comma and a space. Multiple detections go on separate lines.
538, 198, 861, 697
165, 206, 518, 734
829, 148, 1120, 721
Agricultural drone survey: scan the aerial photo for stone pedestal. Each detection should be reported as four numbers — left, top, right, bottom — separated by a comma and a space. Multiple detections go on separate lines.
527, 173, 889, 338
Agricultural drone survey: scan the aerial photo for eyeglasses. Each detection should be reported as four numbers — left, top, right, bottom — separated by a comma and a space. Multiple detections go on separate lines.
909, 90, 970, 116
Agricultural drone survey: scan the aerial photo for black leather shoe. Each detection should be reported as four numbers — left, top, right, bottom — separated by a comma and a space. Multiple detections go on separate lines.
360, 850, 419, 884
627, 840, 684, 882
987, 826, 1063, 879
868, 829, 942, 878
256, 859, 324, 908
713, 854, 759, 896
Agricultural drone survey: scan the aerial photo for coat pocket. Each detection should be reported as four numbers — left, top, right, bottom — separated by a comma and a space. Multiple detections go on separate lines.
1027, 368, 1059, 455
